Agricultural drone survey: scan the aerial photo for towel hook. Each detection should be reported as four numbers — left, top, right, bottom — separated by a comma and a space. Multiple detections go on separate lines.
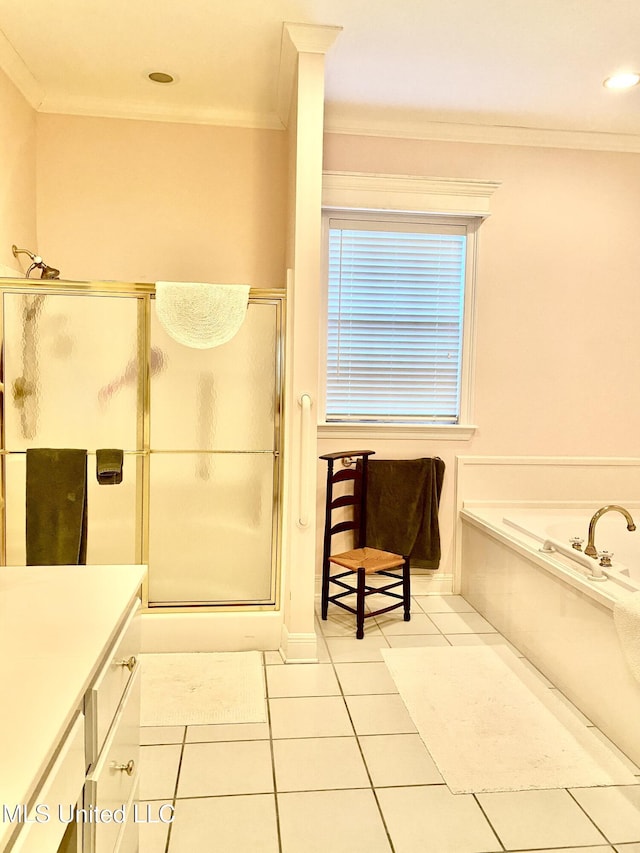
342, 456, 354, 468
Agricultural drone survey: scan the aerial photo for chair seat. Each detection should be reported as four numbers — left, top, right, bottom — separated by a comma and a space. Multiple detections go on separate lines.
330, 546, 405, 574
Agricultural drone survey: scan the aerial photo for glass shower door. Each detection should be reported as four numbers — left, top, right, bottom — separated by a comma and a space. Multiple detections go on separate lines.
147, 297, 281, 606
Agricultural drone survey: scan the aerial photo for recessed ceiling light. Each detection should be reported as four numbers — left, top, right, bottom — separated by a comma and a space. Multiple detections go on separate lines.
603, 71, 640, 90
148, 71, 174, 84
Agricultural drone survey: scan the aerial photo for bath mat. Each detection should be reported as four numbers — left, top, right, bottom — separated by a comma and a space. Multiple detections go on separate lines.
140, 651, 267, 726
382, 646, 637, 793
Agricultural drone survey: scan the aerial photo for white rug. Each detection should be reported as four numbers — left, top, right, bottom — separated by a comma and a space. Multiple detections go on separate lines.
140, 651, 267, 726
382, 645, 638, 793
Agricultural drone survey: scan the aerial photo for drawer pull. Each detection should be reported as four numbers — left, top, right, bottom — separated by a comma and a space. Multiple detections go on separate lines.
114, 759, 135, 776
116, 655, 137, 672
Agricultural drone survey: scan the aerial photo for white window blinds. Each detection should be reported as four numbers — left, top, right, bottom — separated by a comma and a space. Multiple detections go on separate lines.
327, 218, 467, 424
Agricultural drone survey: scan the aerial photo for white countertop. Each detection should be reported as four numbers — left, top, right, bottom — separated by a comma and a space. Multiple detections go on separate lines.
0, 564, 146, 851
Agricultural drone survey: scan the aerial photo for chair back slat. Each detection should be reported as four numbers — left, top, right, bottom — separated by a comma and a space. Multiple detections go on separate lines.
332, 468, 359, 484
331, 494, 357, 510
331, 520, 357, 536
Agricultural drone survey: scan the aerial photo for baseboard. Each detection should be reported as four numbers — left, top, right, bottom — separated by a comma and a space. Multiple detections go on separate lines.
279, 624, 319, 663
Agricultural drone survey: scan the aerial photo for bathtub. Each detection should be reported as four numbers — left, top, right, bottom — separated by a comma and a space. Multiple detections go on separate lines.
460, 504, 640, 766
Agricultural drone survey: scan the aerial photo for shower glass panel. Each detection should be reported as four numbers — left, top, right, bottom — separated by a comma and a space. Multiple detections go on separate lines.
148, 452, 275, 604
150, 303, 277, 451
4, 452, 138, 566
2, 291, 140, 567
3, 293, 139, 449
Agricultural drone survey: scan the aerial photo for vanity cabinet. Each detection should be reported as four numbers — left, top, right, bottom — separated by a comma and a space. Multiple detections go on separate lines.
0, 565, 146, 853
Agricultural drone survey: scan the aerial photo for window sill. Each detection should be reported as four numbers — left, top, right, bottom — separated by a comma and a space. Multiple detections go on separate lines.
317, 423, 477, 441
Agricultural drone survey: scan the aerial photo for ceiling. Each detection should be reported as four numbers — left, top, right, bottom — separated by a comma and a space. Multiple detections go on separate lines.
1, 0, 640, 149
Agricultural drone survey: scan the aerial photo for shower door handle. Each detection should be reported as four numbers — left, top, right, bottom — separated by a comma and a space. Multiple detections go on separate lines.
298, 393, 312, 528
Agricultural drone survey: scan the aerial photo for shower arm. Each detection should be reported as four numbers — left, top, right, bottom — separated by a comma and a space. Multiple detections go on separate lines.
11, 245, 60, 280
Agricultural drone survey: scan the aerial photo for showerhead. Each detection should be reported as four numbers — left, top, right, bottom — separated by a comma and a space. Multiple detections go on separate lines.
11, 244, 61, 280
39, 264, 61, 280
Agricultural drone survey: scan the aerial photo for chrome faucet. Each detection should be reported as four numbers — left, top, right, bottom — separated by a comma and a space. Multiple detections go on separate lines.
584, 504, 636, 558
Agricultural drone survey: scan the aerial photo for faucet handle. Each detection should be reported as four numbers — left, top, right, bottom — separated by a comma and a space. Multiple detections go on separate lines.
570, 537, 584, 551
597, 550, 613, 567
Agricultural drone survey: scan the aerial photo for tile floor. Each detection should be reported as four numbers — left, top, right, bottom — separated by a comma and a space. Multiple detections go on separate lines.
138, 586, 640, 852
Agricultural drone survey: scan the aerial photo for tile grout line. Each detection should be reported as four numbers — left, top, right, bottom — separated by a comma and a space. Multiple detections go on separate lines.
470, 793, 507, 852
565, 787, 616, 847
163, 725, 187, 853
321, 614, 398, 853
264, 652, 284, 853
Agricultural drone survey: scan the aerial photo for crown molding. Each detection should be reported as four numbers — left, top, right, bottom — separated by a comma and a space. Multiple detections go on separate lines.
0, 26, 43, 108
324, 107, 640, 154
36, 94, 285, 130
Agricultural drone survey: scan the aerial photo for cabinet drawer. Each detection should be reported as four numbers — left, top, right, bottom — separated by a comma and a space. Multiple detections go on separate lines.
84, 665, 140, 853
85, 599, 140, 764
10, 714, 85, 853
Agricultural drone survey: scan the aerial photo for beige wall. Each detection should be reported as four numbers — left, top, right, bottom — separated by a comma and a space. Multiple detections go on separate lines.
320, 132, 640, 579
36, 114, 289, 287
0, 68, 37, 275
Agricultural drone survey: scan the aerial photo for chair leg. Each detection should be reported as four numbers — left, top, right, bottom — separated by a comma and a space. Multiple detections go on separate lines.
356, 567, 366, 639
321, 558, 330, 620
403, 557, 411, 622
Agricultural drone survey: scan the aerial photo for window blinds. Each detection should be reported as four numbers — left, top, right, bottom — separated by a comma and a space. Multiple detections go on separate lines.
327, 221, 467, 423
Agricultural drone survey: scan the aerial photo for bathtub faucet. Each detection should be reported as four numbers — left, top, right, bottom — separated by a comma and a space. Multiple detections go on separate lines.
584, 505, 636, 558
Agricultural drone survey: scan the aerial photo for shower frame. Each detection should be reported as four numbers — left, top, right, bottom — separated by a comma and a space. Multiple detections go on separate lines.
0, 278, 285, 614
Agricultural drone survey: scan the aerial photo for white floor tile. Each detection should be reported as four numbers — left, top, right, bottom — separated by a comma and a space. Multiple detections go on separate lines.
477, 789, 608, 849
138, 744, 182, 800
377, 785, 501, 853
264, 650, 284, 665
386, 634, 451, 648
616, 844, 640, 852
414, 594, 477, 613
326, 635, 390, 663
334, 661, 398, 695
320, 611, 382, 637
269, 696, 354, 739
588, 729, 640, 774
168, 795, 279, 853
359, 734, 443, 786
445, 633, 521, 654
345, 694, 417, 735
177, 740, 273, 797
185, 721, 270, 742
550, 688, 594, 725
278, 789, 392, 853
267, 663, 340, 697
508, 848, 613, 853
137, 802, 172, 853
273, 736, 369, 791
570, 786, 640, 844
518, 656, 555, 686
140, 725, 184, 745
375, 612, 441, 635
428, 611, 497, 634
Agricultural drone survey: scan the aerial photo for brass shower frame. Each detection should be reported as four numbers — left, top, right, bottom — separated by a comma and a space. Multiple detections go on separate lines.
0, 278, 285, 614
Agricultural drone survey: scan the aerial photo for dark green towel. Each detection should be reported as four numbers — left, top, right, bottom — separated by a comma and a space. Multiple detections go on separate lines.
364, 457, 445, 568
96, 448, 124, 485
26, 448, 88, 565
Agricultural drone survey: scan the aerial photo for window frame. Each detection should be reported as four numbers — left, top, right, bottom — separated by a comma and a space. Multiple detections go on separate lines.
318, 171, 499, 440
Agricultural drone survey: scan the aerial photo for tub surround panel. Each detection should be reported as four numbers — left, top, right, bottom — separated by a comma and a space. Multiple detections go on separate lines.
460, 512, 640, 766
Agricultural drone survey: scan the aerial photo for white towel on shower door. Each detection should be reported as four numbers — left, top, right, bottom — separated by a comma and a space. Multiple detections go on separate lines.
613, 590, 640, 683
155, 281, 250, 349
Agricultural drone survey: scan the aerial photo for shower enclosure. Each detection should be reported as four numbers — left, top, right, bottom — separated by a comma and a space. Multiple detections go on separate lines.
0, 279, 284, 613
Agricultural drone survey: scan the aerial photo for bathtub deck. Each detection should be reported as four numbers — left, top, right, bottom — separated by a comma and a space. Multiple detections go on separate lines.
136, 585, 640, 853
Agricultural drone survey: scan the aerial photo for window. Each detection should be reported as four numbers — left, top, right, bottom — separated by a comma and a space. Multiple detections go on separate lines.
323, 212, 476, 427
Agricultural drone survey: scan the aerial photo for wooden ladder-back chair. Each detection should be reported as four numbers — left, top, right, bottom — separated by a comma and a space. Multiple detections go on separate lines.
319, 450, 410, 639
